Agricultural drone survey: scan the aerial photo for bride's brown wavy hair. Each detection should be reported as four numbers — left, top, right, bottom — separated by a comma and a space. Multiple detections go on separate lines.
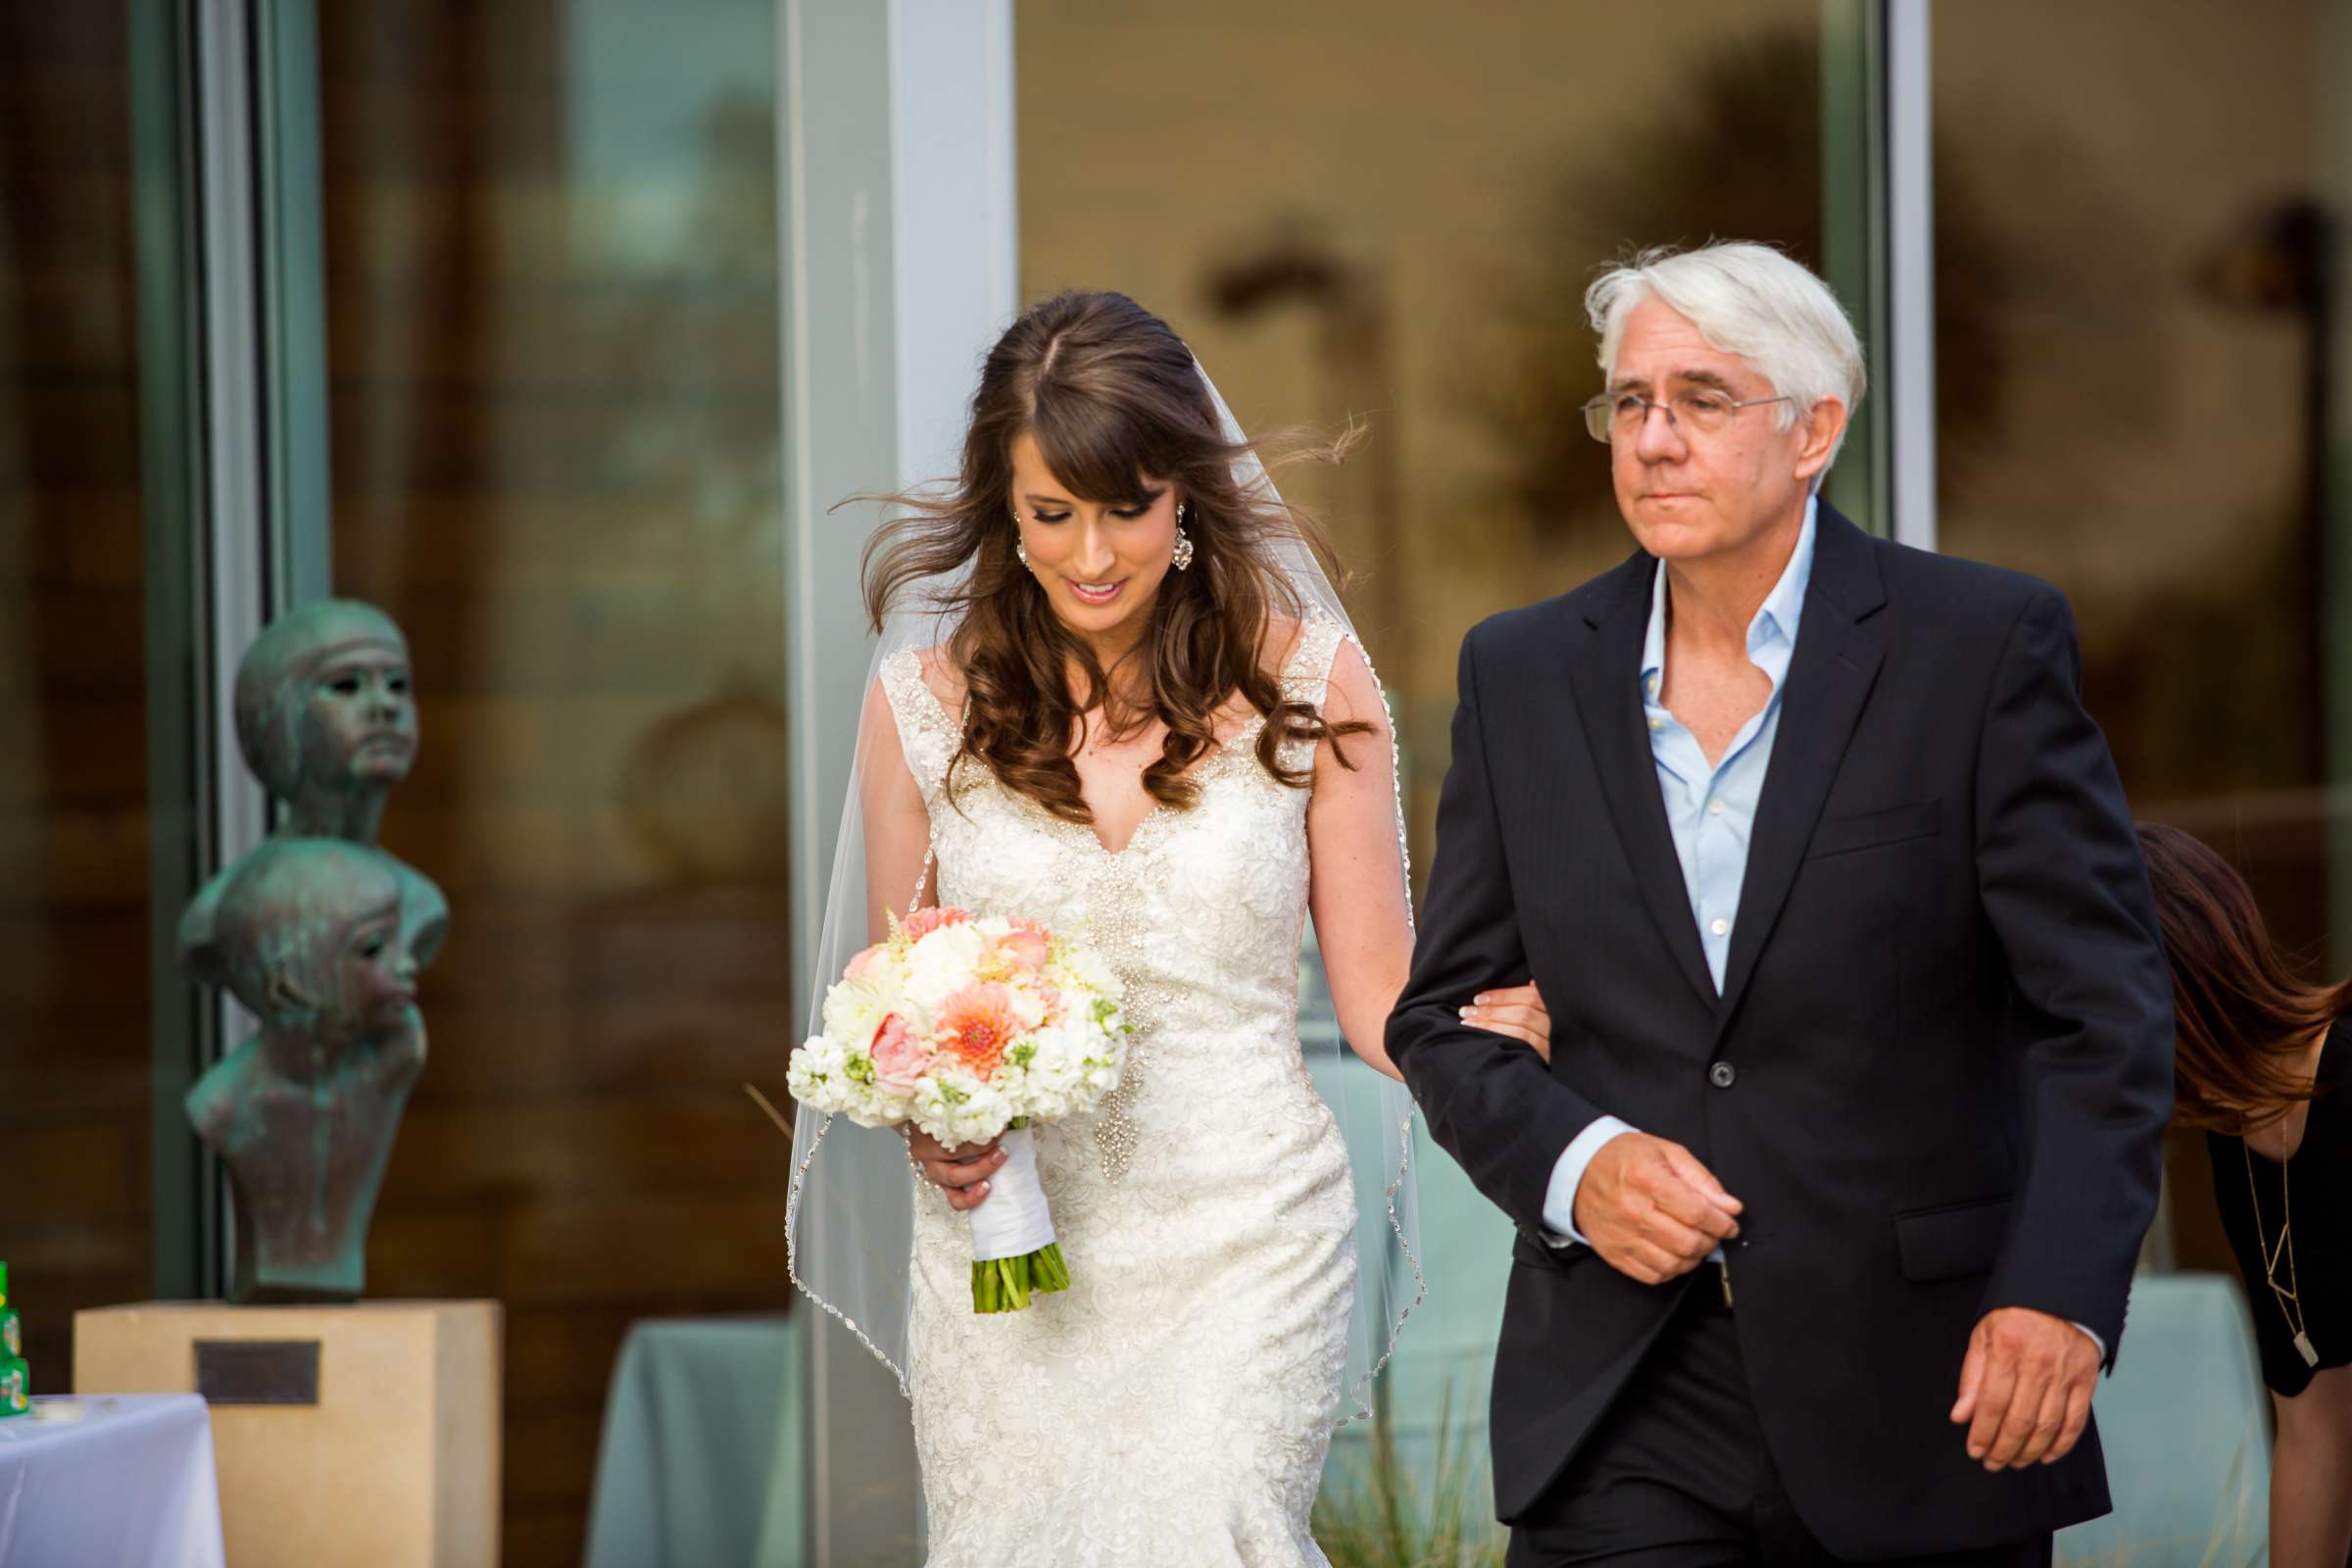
860, 290, 1372, 824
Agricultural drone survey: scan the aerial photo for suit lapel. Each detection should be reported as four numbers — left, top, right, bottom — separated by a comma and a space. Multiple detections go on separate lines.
1562, 554, 1718, 1009
1710, 508, 1887, 1039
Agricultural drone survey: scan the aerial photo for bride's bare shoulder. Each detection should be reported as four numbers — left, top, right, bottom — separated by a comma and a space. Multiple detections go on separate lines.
1255, 614, 1310, 681
1256, 612, 1378, 730
1256, 612, 1353, 681
867, 645, 967, 729
910, 646, 970, 715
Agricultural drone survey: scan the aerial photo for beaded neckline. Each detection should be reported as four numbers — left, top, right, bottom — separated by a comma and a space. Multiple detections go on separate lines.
885, 620, 1337, 859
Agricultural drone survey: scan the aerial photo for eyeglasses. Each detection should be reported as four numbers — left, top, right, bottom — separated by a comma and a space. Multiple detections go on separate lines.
1580, 389, 1793, 444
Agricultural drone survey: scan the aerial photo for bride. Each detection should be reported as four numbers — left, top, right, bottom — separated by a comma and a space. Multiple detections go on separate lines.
787, 290, 1549, 1565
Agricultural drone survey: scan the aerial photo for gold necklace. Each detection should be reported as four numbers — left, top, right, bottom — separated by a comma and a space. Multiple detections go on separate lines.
2242, 1132, 2322, 1368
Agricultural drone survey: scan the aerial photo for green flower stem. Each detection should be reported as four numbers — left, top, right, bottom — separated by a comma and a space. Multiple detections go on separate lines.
970, 1242, 1070, 1313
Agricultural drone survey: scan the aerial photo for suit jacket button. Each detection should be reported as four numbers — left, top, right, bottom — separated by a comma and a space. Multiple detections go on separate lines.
1708, 1060, 1737, 1089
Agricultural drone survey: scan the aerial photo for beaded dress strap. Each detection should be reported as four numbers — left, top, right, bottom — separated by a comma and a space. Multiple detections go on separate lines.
878, 649, 958, 801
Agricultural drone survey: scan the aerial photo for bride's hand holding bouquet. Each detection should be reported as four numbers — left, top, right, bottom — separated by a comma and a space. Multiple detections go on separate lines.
787, 906, 1131, 1311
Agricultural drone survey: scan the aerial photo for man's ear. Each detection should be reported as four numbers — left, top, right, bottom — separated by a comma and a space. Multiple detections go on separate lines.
1791, 397, 1849, 485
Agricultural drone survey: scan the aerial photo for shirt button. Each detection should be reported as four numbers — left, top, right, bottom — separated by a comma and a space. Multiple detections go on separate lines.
1709, 1061, 1737, 1090
1710, 917, 1730, 936
1647, 717, 1665, 732
1708, 799, 1725, 815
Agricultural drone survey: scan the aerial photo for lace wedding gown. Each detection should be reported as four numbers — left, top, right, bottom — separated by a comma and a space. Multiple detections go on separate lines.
878, 615, 1358, 1566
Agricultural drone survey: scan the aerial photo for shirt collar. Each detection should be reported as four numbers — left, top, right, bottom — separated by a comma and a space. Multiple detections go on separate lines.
1642, 495, 1818, 693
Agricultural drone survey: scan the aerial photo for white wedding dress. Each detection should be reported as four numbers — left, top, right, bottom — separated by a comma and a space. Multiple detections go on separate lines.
878, 614, 1358, 1566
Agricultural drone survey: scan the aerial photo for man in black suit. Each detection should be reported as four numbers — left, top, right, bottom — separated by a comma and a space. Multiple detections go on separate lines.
1387, 241, 2174, 1565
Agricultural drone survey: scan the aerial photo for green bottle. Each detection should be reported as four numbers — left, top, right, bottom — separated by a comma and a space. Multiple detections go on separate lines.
0, 1263, 26, 1416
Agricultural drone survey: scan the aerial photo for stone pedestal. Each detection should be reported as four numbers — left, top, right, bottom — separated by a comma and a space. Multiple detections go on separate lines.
74, 1300, 500, 1568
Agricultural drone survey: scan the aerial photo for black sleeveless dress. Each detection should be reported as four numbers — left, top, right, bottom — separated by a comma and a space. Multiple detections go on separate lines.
2206, 1015, 2349, 1397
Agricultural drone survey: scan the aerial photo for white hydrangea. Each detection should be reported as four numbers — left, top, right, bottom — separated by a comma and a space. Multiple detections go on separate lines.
786, 1033, 851, 1110
1048, 943, 1119, 1002
910, 1067, 1016, 1148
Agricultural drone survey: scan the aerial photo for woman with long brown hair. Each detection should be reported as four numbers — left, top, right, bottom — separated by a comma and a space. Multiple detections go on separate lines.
786, 290, 1550, 1563
2139, 822, 2351, 1567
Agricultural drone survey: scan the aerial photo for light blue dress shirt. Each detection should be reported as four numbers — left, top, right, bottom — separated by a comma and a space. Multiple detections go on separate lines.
1539, 500, 1816, 1250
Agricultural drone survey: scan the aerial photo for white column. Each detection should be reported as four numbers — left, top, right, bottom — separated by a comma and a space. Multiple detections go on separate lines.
196, 0, 273, 882
1886, 0, 1936, 552
888, 0, 1018, 484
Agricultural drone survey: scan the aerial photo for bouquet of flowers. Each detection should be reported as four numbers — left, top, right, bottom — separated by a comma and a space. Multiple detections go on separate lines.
787, 906, 1131, 1312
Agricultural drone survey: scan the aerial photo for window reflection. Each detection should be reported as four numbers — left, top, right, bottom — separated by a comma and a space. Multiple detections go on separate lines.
0, 2, 154, 1400
1017, 0, 1821, 1536
318, 2, 791, 1557
1934, 0, 2351, 1270
1019, 1, 1820, 866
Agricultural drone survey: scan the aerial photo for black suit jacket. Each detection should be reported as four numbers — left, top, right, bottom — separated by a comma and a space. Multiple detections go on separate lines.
1387, 507, 2174, 1558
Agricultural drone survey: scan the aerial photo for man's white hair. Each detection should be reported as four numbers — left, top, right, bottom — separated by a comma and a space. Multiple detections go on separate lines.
1585, 241, 1866, 478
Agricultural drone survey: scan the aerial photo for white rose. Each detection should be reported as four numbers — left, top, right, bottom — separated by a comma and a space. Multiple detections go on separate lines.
821, 975, 891, 1048
860, 946, 909, 994
903, 922, 988, 1011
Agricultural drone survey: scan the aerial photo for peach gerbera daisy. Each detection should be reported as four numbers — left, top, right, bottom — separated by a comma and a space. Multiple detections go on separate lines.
936, 982, 1022, 1079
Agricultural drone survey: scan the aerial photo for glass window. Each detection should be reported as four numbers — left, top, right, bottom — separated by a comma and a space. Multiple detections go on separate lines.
1933, 0, 2351, 1270
1019, 0, 1824, 878
315, 2, 791, 1556
1016, 0, 1824, 1540
0, 2, 156, 1394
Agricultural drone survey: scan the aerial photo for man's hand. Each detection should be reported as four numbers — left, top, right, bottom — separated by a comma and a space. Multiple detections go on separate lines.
1571, 1133, 1742, 1284
905, 1127, 1004, 1212
1949, 1307, 2100, 1470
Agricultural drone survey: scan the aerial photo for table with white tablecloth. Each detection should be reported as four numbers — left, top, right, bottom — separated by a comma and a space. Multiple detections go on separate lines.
0, 1394, 226, 1568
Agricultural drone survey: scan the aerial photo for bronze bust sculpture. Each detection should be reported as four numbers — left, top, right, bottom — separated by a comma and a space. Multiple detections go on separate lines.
186, 838, 427, 1301
178, 601, 446, 1301
181, 600, 447, 983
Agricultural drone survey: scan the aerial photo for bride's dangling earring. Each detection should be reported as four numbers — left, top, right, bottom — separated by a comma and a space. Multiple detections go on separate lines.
1012, 514, 1030, 569
1172, 503, 1195, 572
